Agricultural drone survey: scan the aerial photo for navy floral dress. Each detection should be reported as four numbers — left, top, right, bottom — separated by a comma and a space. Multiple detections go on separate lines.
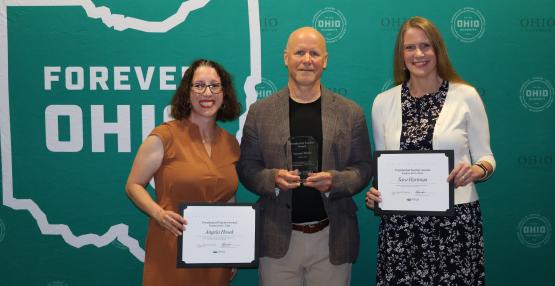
376, 81, 485, 285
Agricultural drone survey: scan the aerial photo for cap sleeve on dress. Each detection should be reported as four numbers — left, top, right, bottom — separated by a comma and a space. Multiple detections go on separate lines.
149, 123, 174, 161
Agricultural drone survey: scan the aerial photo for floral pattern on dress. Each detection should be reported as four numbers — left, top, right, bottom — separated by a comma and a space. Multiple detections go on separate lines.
399, 80, 447, 151
376, 81, 485, 285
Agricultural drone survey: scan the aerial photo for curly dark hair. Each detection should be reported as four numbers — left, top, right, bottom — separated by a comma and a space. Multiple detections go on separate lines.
170, 59, 241, 121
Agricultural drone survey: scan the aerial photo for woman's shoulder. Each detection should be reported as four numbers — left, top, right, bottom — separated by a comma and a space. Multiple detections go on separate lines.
217, 127, 240, 158
377, 84, 402, 98
446, 82, 486, 111
152, 119, 173, 130
373, 84, 402, 107
150, 120, 181, 139
218, 127, 240, 147
448, 82, 479, 98
379, 84, 402, 96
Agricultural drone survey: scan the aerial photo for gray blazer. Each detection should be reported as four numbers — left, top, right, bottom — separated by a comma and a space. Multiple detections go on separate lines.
237, 87, 372, 264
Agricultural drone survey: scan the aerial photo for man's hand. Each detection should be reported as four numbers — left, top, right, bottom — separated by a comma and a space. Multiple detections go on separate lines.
303, 171, 332, 193
275, 169, 301, 190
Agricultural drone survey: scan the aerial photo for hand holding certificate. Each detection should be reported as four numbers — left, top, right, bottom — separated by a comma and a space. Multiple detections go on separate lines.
374, 150, 455, 216
177, 203, 259, 268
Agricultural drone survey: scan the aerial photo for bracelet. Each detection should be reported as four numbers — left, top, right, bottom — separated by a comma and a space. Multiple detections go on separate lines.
474, 162, 490, 182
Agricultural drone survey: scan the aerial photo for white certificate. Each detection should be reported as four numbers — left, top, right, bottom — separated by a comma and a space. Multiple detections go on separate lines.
374, 150, 454, 216
177, 204, 259, 267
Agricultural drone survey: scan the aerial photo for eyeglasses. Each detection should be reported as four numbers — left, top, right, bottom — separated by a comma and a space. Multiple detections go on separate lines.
191, 82, 223, 94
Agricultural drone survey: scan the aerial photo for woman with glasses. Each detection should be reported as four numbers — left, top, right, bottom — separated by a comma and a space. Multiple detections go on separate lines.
126, 59, 242, 285
366, 17, 495, 285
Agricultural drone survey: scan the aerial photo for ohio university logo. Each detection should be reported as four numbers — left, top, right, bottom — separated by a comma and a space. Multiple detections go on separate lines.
517, 214, 552, 248
520, 77, 554, 112
312, 7, 347, 43
255, 78, 278, 100
451, 7, 486, 43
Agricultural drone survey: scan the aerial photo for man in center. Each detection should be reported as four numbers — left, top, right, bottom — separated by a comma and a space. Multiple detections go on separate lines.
237, 27, 372, 286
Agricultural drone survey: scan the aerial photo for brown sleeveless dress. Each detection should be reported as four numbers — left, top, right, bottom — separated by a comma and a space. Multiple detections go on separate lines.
143, 119, 239, 286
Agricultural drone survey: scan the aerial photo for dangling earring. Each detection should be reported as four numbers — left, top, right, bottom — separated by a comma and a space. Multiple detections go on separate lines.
220, 103, 227, 110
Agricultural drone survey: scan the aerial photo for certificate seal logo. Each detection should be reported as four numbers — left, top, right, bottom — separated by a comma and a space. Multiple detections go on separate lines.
255, 78, 278, 100
312, 7, 347, 43
451, 7, 486, 43
0, 218, 5, 243
520, 77, 554, 112
517, 214, 551, 248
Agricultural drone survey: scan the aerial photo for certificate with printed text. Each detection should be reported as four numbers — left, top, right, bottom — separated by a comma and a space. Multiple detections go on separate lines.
374, 150, 455, 216
177, 203, 259, 268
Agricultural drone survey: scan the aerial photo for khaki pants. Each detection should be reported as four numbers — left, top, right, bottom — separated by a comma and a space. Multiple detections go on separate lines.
259, 226, 352, 286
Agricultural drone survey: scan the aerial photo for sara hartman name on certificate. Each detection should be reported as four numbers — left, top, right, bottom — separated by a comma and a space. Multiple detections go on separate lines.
397, 168, 430, 183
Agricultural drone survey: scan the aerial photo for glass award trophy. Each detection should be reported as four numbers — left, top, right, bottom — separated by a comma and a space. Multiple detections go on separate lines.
285, 136, 319, 180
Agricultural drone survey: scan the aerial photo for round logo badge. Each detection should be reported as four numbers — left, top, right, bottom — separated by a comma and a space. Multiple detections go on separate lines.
451, 7, 486, 43
520, 77, 554, 112
0, 218, 6, 243
517, 214, 552, 248
312, 7, 347, 43
255, 78, 278, 100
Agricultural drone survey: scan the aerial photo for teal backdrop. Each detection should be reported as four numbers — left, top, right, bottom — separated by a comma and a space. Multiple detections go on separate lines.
1, 0, 554, 285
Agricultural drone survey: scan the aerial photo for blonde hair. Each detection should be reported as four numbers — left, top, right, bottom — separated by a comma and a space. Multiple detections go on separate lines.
393, 16, 466, 85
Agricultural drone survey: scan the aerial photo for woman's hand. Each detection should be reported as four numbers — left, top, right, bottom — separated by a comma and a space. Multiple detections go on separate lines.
447, 162, 483, 187
365, 187, 381, 209
154, 208, 188, 236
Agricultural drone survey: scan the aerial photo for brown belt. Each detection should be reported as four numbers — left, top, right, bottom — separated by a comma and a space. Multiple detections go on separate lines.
292, 219, 329, 233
